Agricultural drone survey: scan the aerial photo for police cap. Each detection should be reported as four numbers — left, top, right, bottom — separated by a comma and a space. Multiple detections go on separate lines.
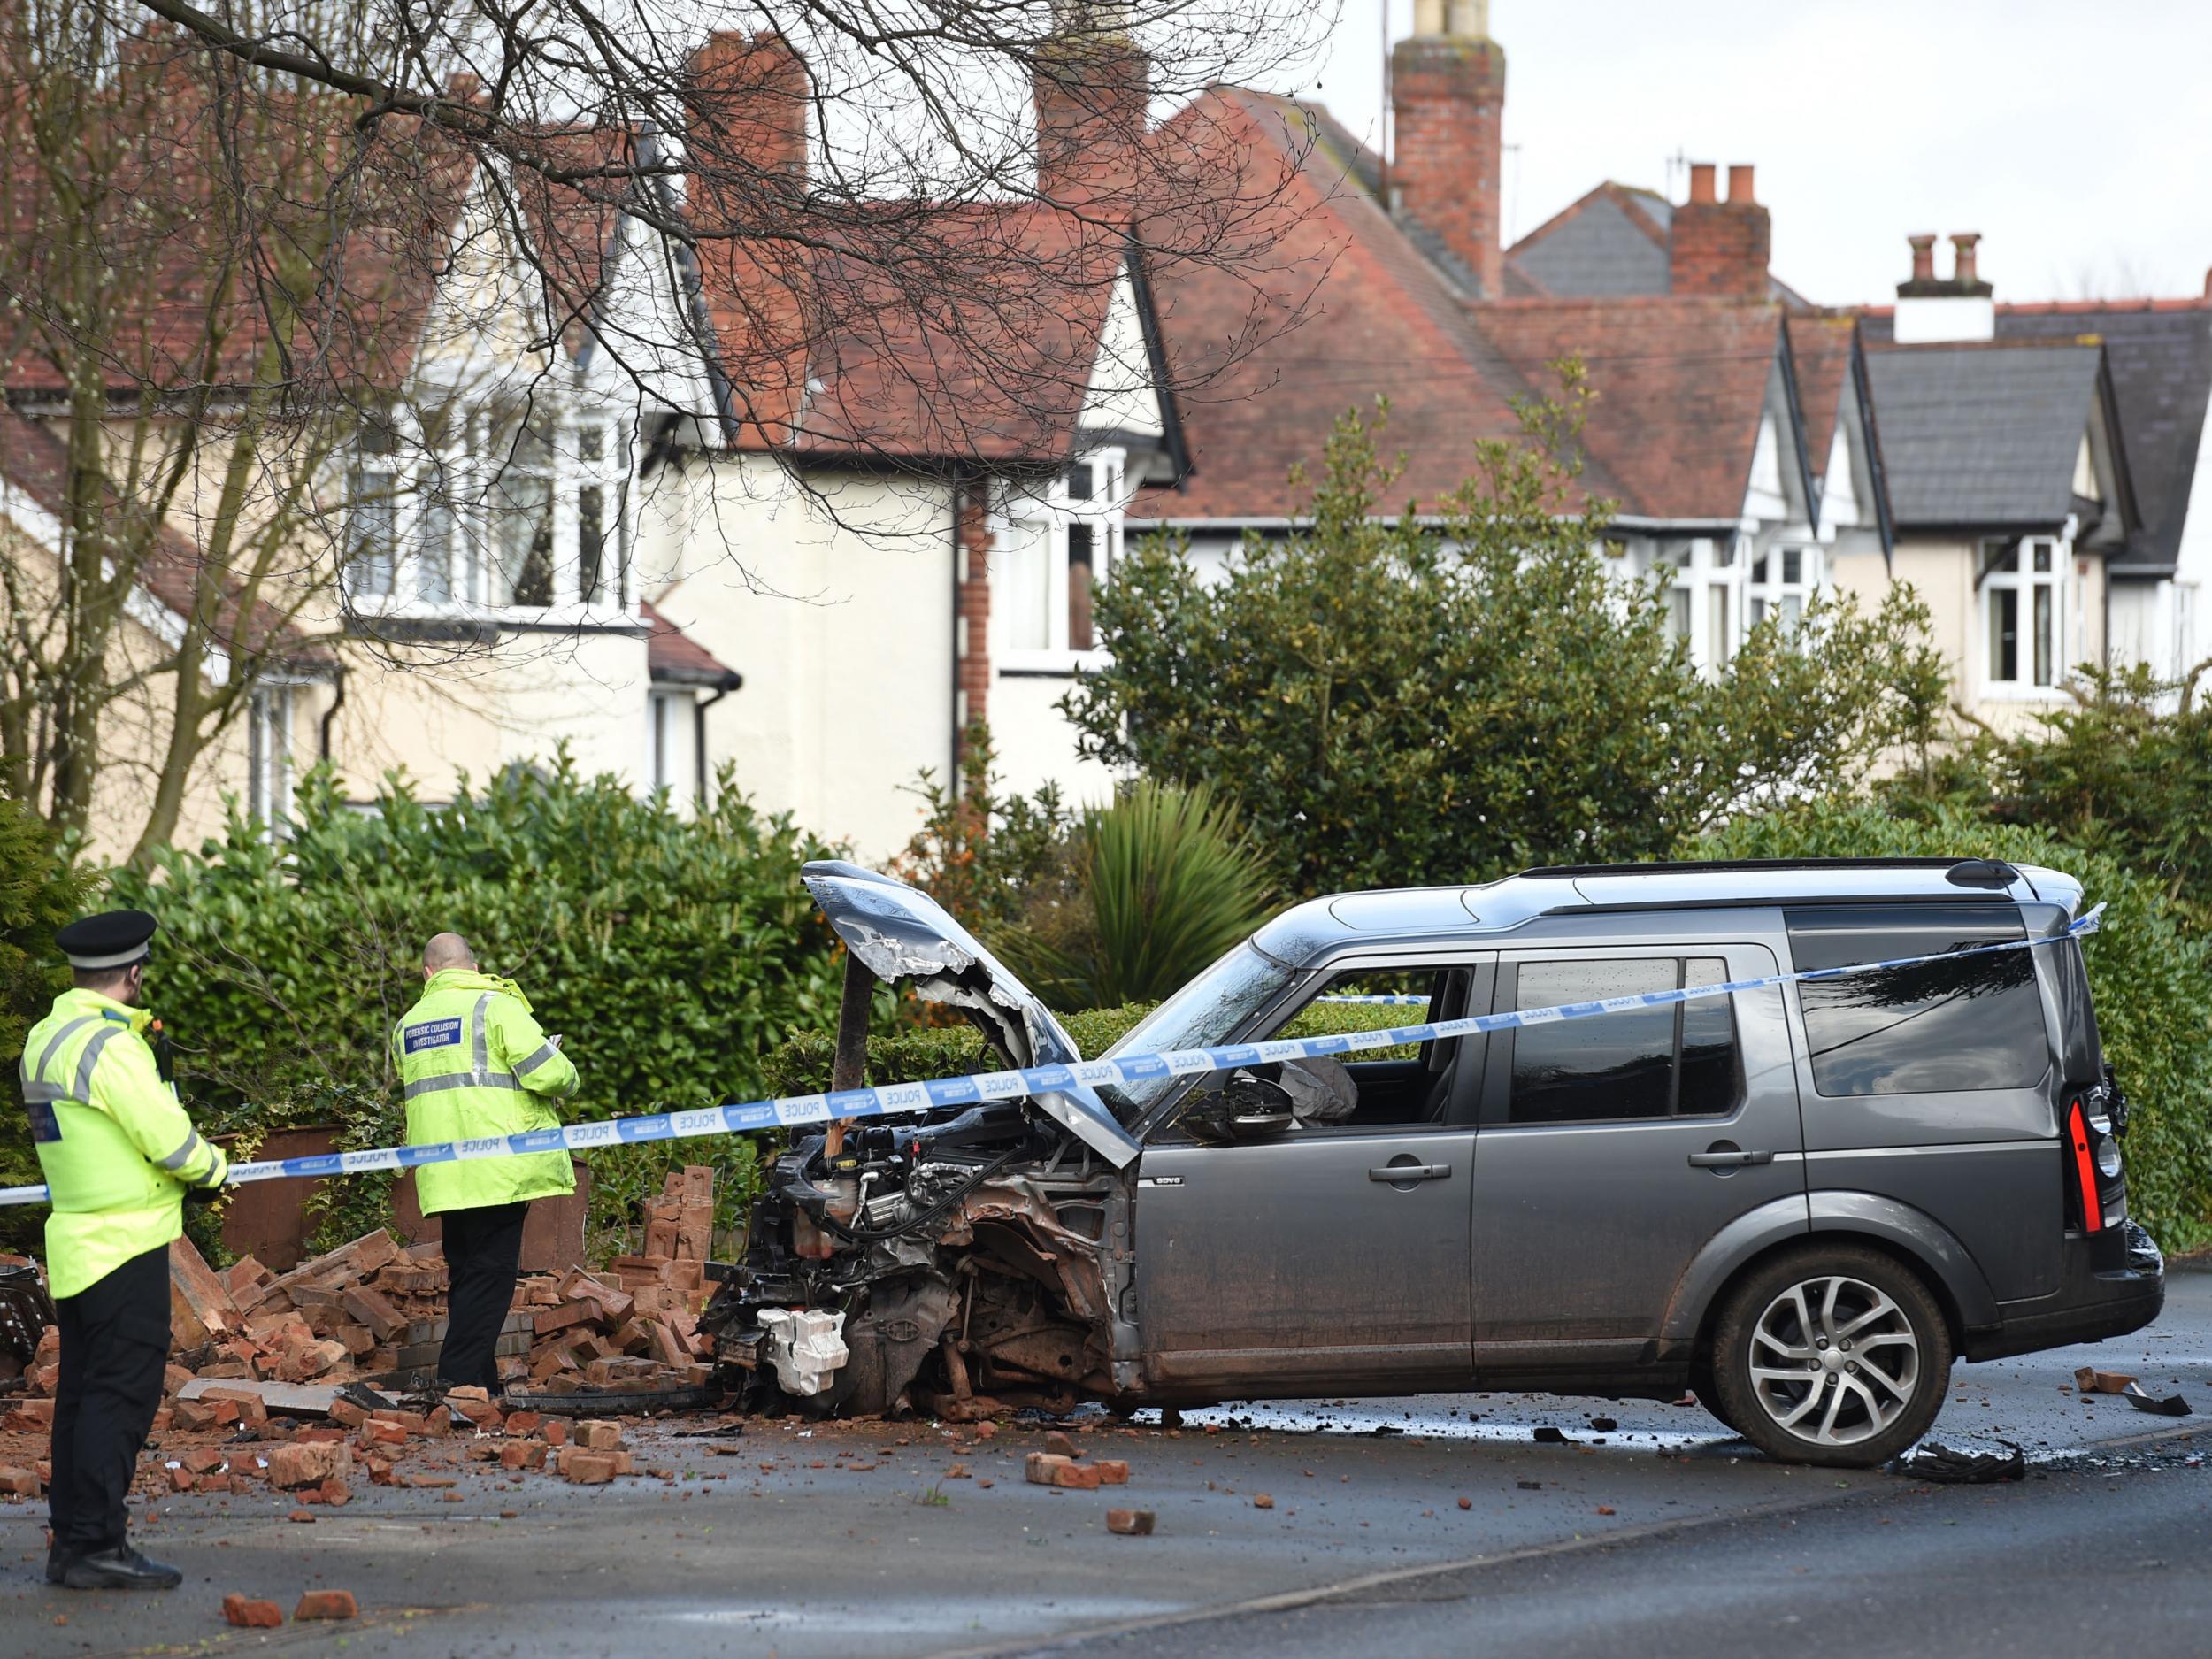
56, 910, 159, 972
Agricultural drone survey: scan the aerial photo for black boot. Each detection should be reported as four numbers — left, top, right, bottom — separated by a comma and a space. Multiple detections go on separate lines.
61, 1545, 182, 1591
46, 1547, 67, 1586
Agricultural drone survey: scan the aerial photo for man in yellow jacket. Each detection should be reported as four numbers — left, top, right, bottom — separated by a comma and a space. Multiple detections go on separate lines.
23, 910, 227, 1592
394, 933, 578, 1394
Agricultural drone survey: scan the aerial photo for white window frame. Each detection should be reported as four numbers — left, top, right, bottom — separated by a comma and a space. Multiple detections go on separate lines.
1980, 534, 2067, 697
1748, 543, 1821, 634
1653, 534, 1745, 673
995, 445, 1128, 673
342, 398, 636, 626
245, 684, 295, 832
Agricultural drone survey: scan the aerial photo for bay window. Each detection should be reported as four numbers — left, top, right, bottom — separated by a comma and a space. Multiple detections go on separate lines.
1654, 535, 1743, 672
342, 401, 632, 615
1748, 544, 1818, 632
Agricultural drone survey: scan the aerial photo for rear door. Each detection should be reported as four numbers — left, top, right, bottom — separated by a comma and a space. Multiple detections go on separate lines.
1471, 938, 1807, 1375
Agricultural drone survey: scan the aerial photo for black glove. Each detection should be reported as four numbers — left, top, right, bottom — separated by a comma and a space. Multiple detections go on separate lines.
183, 1182, 224, 1207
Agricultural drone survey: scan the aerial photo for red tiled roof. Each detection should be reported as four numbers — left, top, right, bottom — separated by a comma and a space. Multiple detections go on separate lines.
642, 600, 741, 687
1785, 313, 1859, 473
696, 201, 1132, 464
0, 410, 332, 667
1137, 90, 1780, 525
1139, 89, 1600, 520
1471, 297, 1785, 521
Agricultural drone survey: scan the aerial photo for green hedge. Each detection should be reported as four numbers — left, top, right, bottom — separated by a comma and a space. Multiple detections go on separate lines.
1697, 800, 2212, 1250
0, 796, 102, 1252
106, 759, 849, 1256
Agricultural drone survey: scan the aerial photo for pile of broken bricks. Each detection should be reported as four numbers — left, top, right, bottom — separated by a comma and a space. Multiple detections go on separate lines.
1025, 1427, 1154, 1537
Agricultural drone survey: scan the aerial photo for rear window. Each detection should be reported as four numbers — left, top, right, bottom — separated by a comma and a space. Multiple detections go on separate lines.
1785, 904, 2051, 1097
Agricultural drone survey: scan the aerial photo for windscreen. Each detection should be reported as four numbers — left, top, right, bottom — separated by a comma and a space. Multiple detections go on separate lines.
1101, 943, 1297, 1122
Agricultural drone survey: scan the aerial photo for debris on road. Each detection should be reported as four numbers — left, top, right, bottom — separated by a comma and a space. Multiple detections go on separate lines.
1107, 1509, 1156, 1535
222, 1594, 284, 1628
2076, 1367, 2139, 1395
294, 1590, 359, 1621
1895, 1440, 2026, 1484
2124, 1383, 2192, 1417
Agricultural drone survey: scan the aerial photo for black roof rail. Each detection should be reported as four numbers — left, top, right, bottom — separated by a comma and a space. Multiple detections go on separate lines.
1517, 857, 1998, 880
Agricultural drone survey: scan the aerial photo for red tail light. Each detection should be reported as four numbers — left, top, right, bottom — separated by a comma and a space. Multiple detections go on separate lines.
2067, 1099, 2103, 1234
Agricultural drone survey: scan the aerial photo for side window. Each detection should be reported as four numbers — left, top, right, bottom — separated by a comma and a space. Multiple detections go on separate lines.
1786, 905, 2050, 1096
1163, 964, 1482, 1142
1503, 957, 1744, 1125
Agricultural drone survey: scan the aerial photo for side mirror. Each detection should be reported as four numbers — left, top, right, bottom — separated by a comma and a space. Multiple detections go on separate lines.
1224, 1071, 1295, 1141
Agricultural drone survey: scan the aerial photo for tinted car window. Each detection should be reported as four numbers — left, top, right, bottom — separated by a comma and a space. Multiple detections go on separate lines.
1507, 958, 1743, 1124
1786, 905, 2049, 1097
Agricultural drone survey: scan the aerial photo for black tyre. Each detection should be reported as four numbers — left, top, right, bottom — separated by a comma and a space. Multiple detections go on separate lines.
1708, 1244, 1951, 1468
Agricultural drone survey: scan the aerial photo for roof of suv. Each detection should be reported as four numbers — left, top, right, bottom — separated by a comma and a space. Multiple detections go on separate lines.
1252, 858, 2084, 963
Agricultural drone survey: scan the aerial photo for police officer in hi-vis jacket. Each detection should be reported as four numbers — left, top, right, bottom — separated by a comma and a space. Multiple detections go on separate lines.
23, 910, 227, 1591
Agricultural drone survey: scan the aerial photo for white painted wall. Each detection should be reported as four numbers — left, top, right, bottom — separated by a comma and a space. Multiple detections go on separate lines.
638, 453, 957, 860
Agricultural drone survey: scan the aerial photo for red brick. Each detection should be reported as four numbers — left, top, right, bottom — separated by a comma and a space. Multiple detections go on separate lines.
1093, 1459, 1130, 1486
1025, 1453, 1102, 1490
560, 1451, 618, 1485
575, 1421, 623, 1450
1106, 1509, 1154, 1535
293, 1590, 357, 1621
0, 1464, 44, 1496
265, 1440, 352, 1490
223, 1594, 284, 1628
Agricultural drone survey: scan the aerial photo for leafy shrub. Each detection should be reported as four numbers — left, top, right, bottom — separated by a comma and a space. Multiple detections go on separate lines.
893, 721, 1071, 933
989, 780, 1273, 1010
1064, 391, 1948, 897
109, 757, 850, 1245
0, 796, 102, 1251
1696, 800, 2212, 1249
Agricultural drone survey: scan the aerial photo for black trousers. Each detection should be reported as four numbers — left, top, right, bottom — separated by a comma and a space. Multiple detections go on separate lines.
436, 1201, 528, 1393
50, 1243, 170, 1559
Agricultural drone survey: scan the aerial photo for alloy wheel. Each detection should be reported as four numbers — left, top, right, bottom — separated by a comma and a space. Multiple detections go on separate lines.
1747, 1273, 1922, 1447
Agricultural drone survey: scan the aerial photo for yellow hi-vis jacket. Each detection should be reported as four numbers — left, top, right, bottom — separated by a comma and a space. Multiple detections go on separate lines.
393, 969, 578, 1216
20, 987, 229, 1300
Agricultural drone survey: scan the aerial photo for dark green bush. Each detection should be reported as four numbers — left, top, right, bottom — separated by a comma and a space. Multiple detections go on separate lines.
1696, 800, 2212, 1250
108, 757, 849, 1249
0, 795, 102, 1251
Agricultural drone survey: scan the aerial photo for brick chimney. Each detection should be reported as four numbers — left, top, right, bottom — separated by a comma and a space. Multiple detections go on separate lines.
1388, 0, 1505, 298
1668, 162, 1769, 298
687, 31, 809, 211
1034, 3, 1149, 209
1893, 232, 1995, 342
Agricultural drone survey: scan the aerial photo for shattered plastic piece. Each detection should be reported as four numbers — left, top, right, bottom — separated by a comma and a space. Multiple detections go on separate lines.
754, 1309, 849, 1396
1895, 1441, 2025, 1484
2123, 1383, 2192, 1417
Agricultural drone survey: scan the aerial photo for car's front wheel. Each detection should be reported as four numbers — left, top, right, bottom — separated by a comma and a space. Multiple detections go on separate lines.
1708, 1245, 1951, 1468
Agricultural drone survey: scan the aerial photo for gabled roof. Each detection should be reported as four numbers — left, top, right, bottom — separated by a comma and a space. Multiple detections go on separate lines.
642, 600, 742, 689
1862, 341, 2116, 529
1137, 91, 1788, 526
0, 410, 332, 668
1864, 301, 2211, 573
1505, 180, 1809, 308
1472, 296, 1790, 522
1786, 313, 1858, 473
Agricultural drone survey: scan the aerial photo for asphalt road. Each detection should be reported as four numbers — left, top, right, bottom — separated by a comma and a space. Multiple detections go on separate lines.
4, 1264, 2208, 1659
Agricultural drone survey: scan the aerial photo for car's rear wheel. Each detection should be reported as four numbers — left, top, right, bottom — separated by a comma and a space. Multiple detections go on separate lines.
1709, 1245, 1951, 1468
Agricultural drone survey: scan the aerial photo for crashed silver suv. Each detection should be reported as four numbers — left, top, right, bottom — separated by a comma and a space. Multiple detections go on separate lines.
703, 857, 2163, 1468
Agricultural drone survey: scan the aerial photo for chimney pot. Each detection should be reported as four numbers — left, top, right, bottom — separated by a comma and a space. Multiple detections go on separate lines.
1687, 163, 1717, 205
1726, 164, 1755, 204
1670, 160, 1769, 298
1950, 232, 1982, 288
1907, 234, 1937, 283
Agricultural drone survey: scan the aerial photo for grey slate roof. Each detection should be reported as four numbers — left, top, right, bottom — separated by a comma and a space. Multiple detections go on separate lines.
1510, 188, 1672, 297
1863, 343, 2106, 528
1993, 308, 2207, 575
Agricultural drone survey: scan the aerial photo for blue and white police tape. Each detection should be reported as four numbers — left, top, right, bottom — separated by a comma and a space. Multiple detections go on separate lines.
0, 904, 2103, 1208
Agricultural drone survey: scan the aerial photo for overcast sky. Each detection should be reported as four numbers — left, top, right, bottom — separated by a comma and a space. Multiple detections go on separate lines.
1270, 0, 2212, 307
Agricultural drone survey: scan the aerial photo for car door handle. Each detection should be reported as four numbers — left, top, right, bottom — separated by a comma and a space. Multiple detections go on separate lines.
1687, 1148, 1774, 1168
1369, 1163, 1452, 1182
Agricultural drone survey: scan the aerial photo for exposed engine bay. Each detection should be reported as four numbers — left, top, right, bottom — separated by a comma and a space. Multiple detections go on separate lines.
698, 862, 1142, 1417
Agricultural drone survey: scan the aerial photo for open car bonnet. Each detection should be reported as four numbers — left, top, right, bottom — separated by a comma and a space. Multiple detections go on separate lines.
801, 861, 1141, 1168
